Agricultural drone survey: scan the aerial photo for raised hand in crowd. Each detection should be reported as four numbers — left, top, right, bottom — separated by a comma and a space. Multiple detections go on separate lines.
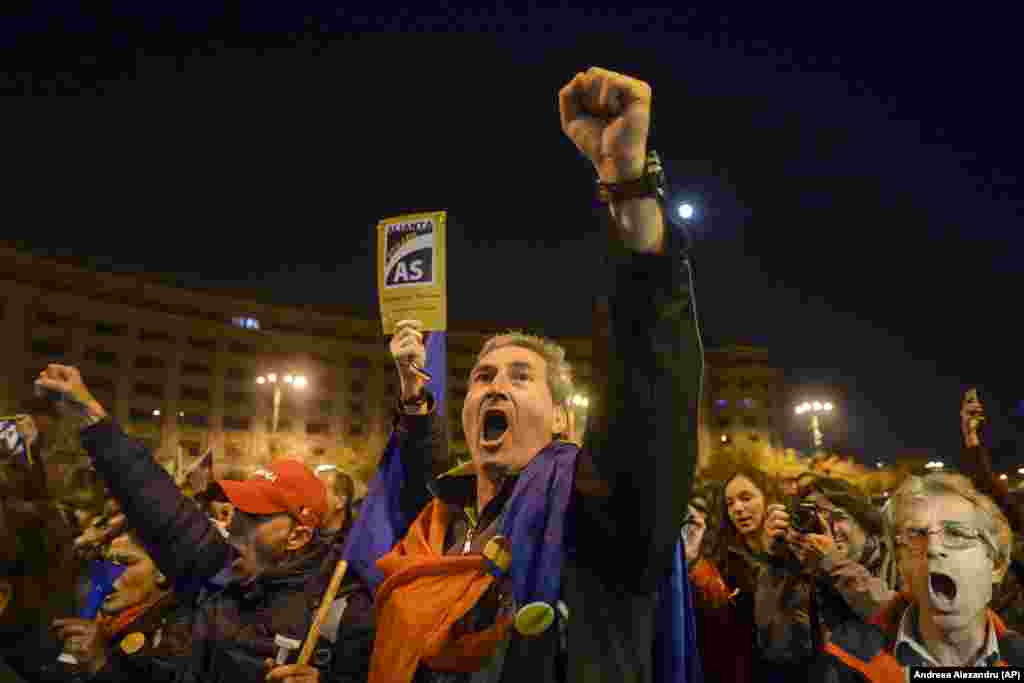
51, 617, 109, 674
34, 364, 107, 425
682, 503, 707, 566
389, 319, 429, 409
559, 66, 664, 254
962, 388, 985, 448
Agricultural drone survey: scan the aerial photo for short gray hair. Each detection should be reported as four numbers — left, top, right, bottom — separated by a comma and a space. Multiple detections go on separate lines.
888, 472, 1012, 570
476, 331, 574, 405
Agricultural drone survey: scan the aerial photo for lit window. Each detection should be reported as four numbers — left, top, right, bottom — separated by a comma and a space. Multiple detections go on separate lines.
742, 398, 756, 409
715, 399, 728, 408
232, 317, 260, 330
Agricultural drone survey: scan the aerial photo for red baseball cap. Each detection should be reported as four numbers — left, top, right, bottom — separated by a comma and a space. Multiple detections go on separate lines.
217, 459, 327, 529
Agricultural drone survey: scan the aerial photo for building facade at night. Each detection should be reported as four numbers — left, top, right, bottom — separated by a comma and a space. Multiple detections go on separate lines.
701, 345, 785, 467
0, 246, 594, 488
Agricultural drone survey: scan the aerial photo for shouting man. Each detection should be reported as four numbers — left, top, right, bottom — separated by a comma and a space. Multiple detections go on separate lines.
364, 66, 703, 683
818, 472, 1024, 681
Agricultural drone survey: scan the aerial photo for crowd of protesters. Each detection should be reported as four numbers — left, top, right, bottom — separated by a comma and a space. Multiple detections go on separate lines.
2, 65, 1023, 683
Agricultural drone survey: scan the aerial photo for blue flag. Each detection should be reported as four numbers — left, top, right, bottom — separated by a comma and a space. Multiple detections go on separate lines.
80, 560, 127, 619
342, 331, 446, 589
654, 540, 703, 683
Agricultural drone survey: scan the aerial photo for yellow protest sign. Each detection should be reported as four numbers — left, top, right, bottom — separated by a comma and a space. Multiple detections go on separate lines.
377, 211, 447, 334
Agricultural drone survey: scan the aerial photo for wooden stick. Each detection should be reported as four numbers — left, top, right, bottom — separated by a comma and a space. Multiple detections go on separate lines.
297, 559, 349, 666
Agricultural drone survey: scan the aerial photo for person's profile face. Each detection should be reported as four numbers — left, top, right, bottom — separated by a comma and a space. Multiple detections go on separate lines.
101, 534, 165, 615
227, 511, 297, 582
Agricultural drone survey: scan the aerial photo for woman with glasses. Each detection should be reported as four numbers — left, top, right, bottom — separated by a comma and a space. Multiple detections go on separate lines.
817, 472, 1024, 682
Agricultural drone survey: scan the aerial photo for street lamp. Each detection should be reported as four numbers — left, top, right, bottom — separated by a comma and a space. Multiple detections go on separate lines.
794, 400, 834, 452
678, 203, 695, 220
257, 372, 308, 434
566, 393, 590, 445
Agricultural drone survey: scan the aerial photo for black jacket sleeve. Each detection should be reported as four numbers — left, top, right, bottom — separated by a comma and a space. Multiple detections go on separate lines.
391, 398, 453, 523
574, 221, 704, 592
79, 420, 232, 592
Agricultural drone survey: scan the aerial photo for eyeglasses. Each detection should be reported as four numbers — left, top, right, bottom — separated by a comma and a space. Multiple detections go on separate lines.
895, 522, 995, 553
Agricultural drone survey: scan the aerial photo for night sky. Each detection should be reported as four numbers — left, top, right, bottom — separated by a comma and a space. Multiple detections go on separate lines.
4, 4, 1022, 466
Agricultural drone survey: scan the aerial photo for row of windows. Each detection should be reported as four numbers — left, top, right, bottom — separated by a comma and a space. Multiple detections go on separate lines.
128, 410, 356, 436
717, 416, 768, 429
714, 397, 774, 410
710, 379, 776, 392
719, 433, 764, 445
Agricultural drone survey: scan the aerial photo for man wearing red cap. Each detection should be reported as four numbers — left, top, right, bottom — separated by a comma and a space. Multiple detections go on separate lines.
34, 364, 339, 683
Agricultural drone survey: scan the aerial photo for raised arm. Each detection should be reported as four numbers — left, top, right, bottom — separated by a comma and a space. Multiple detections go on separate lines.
560, 68, 703, 589
35, 365, 232, 591
389, 320, 454, 521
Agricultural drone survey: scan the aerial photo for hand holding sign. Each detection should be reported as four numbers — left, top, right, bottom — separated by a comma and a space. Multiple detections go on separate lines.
559, 67, 652, 183
389, 320, 430, 400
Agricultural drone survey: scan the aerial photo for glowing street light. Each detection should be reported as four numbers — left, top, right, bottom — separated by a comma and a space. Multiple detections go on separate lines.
152, 409, 161, 416
678, 203, 695, 220
257, 372, 309, 434
1002, 474, 1010, 481
794, 400, 835, 452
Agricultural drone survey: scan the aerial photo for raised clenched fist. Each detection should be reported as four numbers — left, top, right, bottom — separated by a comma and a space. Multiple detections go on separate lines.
559, 67, 652, 183
34, 365, 107, 424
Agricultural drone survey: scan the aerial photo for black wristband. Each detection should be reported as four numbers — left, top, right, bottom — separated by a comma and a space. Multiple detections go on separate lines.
596, 150, 665, 204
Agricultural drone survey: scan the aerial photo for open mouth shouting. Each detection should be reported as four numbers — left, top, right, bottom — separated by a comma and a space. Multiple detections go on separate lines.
480, 408, 511, 450
929, 571, 958, 612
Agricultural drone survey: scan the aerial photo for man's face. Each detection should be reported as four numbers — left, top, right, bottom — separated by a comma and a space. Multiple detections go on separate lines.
896, 494, 1004, 633
724, 475, 766, 537
100, 534, 165, 616
462, 345, 565, 476
226, 510, 298, 582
